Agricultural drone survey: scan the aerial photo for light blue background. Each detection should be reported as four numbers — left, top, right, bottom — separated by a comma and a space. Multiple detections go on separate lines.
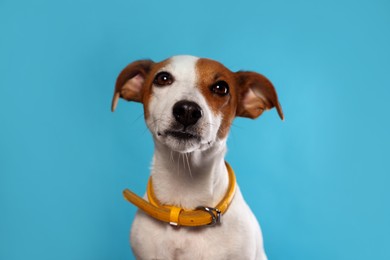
1, 0, 389, 259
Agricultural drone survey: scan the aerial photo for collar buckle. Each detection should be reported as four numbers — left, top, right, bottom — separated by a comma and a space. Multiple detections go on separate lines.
196, 206, 222, 226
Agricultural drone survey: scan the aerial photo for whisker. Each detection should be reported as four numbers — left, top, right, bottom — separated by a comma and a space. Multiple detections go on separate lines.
182, 153, 186, 174
230, 123, 243, 130
185, 153, 193, 179
142, 126, 150, 135
176, 152, 181, 177
129, 113, 145, 126
170, 150, 174, 163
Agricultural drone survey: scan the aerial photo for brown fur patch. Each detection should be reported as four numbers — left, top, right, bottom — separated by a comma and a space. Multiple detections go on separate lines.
235, 71, 284, 120
113, 58, 172, 119
139, 59, 171, 119
112, 60, 154, 112
196, 59, 238, 139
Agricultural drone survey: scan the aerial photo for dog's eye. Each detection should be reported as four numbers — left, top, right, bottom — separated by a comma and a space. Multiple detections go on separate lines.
153, 72, 174, 86
210, 81, 229, 96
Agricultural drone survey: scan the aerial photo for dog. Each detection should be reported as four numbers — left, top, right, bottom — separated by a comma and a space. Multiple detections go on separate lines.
112, 55, 283, 259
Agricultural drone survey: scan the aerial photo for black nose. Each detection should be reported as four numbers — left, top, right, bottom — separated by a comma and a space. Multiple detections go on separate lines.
172, 100, 203, 127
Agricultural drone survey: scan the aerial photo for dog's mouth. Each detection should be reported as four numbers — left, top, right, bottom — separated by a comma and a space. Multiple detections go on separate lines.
155, 128, 213, 153
164, 130, 200, 141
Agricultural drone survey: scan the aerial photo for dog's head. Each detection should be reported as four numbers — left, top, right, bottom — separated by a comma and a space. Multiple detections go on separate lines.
112, 55, 283, 153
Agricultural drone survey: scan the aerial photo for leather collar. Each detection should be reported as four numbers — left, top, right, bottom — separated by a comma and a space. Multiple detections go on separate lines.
123, 161, 237, 227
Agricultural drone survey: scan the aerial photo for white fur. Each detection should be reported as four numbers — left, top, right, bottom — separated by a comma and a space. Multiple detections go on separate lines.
130, 55, 267, 259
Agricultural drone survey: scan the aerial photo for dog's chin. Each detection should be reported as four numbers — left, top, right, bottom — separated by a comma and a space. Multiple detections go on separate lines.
156, 131, 211, 153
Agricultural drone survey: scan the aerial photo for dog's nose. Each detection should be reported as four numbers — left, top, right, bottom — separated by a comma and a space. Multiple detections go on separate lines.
172, 100, 203, 127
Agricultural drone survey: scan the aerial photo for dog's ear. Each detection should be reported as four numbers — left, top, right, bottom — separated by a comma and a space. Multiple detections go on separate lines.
235, 71, 284, 120
111, 60, 154, 112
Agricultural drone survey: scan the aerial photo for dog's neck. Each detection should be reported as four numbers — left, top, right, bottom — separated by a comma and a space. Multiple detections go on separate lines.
150, 139, 229, 210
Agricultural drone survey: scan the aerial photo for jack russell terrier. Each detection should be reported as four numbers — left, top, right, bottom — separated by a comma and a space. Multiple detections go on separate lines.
112, 55, 283, 260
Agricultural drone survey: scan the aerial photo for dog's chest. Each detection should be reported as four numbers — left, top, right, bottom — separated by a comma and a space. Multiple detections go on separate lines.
132, 214, 244, 259
158, 226, 227, 259
130, 191, 263, 260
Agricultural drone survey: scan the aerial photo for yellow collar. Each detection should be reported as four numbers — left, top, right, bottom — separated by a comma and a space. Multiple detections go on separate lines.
123, 162, 237, 227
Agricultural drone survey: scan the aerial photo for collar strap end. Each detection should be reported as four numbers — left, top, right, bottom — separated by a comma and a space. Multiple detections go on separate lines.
169, 206, 183, 226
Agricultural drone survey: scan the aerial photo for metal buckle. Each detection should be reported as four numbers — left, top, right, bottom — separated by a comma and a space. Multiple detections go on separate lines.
196, 206, 222, 226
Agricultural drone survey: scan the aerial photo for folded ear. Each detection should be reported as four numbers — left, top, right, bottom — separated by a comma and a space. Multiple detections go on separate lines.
111, 60, 154, 112
235, 71, 284, 120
